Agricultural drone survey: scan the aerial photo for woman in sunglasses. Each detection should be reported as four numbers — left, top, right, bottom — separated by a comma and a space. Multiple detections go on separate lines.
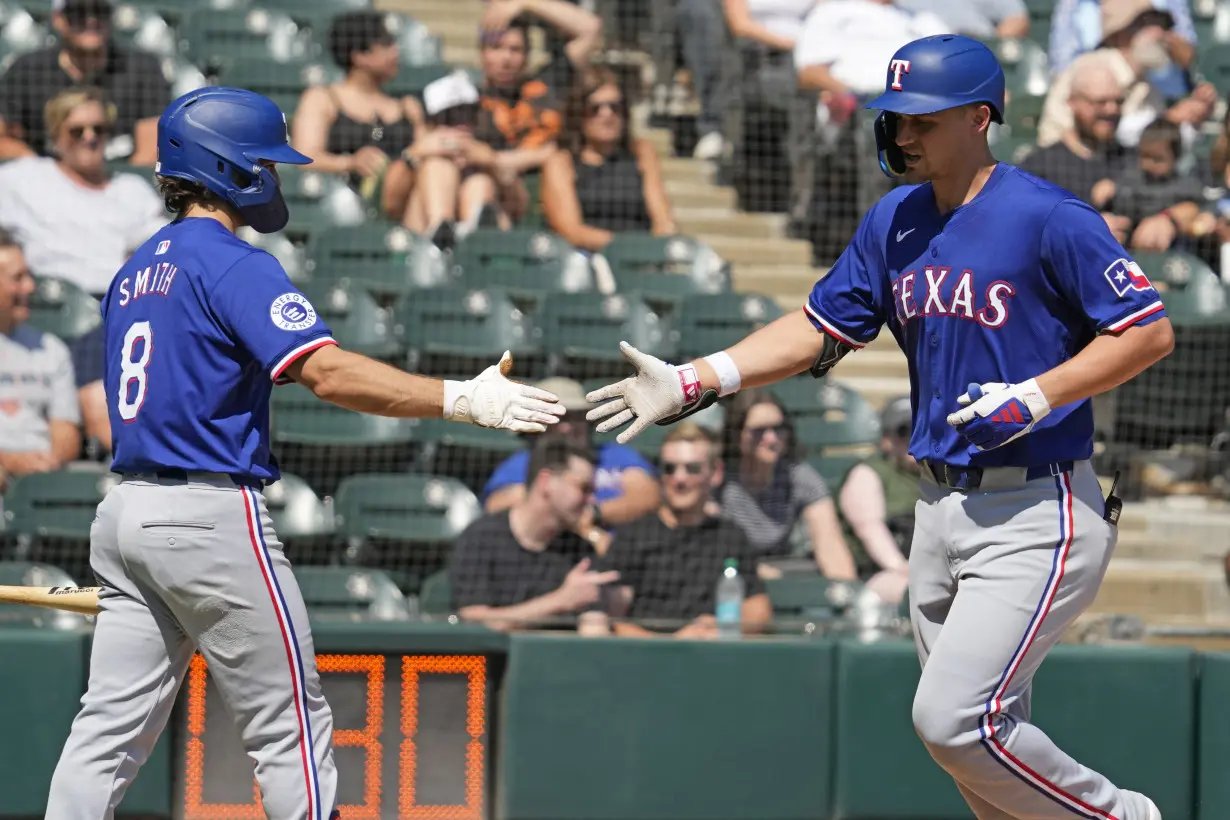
717, 389, 859, 585
0, 85, 166, 296
541, 69, 676, 251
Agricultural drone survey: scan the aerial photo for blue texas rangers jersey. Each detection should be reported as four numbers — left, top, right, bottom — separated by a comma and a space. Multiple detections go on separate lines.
101, 218, 336, 482
807, 163, 1165, 468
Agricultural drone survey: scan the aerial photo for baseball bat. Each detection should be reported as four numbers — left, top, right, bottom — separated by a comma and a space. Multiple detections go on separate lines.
0, 585, 101, 615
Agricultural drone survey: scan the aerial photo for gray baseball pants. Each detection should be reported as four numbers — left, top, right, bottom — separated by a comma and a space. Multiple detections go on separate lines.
45, 473, 338, 820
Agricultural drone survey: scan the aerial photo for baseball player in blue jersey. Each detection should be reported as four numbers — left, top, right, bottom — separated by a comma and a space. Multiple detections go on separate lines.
586, 35, 1173, 820
44, 87, 565, 820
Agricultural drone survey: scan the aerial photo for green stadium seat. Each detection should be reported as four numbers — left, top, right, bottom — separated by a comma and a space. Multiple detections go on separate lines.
0, 561, 89, 627
454, 228, 594, 307
259, 0, 370, 19
762, 573, 857, 622
598, 234, 730, 306
292, 565, 413, 620
396, 286, 545, 379
539, 292, 676, 380
182, 7, 315, 70
0, 7, 52, 53
263, 473, 334, 564
163, 58, 210, 99
122, 0, 249, 28
27, 277, 101, 341
806, 452, 865, 491
984, 37, 1051, 97
673, 292, 783, 359
1197, 44, 1230, 87
298, 280, 401, 359
1131, 250, 1222, 292
236, 227, 309, 281
2, 471, 120, 585
411, 418, 523, 495
1004, 92, 1045, 138
334, 473, 481, 592
270, 383, 418, 496
417, 567, 451, 616
275, 166, 367, 242
305, 10, 443, 66
770, 378, 881, 451
211, 57, 341, 115
306, 224, 453, 300
384, 62, 456, 98
110, 4, 178, 57
991, 132, 1037, 164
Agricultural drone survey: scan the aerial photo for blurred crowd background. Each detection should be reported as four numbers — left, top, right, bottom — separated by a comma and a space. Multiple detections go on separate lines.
0, 0, 1228, 640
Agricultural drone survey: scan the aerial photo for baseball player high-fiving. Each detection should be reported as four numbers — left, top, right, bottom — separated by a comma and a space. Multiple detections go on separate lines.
45, 87, 564, 820
587, 36, 1172, 820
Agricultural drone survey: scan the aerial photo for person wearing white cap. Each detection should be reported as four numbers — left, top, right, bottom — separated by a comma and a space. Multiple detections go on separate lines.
483, 377, 661, 542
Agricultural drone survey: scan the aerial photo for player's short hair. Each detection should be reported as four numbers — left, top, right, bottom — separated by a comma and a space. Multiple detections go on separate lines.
662, 422, 720, 463
1139, 117, 1182, 156
44, 85, 116, 138
526, 437, 596, 488
155, 176, 227, 221
327, 10, 395, 69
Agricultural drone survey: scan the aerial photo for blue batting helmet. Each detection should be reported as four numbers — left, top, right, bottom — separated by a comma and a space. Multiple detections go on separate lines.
864, 35, 1005, 178
155, 87, 311, 233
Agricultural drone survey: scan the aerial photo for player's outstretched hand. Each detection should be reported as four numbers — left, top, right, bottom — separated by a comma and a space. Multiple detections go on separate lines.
446, 351, 566, 433
946, 380, 1052, 451
585, 342, 694, 444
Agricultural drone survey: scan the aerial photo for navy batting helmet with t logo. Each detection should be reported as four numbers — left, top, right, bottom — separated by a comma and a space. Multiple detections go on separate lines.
865, 35, 1005, 178
155, 87, 312, 233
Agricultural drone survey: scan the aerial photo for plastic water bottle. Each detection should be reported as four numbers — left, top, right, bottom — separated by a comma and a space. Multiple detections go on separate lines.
715, 559, 745, 640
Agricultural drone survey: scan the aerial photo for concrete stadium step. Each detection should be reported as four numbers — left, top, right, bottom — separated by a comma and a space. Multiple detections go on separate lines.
664, 179, 737, 209
660, 156, 719, 182
1091, 558, 1230, 621
729, 264, 817, 302
703, 235, 812, 267
441, 42, 481, 66
820, 374, 911, 409
675, 209, 784, 240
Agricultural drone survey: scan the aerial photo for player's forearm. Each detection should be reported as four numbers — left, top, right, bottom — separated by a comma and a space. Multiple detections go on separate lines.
1034, 319, 1175, 409
693, 310, 826, 394
458, 591, 570, 631
290, 345, 445, 418
495, 144, 556, 175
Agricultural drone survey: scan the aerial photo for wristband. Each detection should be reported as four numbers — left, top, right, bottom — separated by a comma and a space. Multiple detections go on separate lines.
442, 379, 466, 419
703, 351, 742, 397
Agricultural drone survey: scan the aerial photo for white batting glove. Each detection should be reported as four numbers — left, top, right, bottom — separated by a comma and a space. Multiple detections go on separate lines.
945, 379, 1052, 451
444, 351, 565, 433
584, 342, 704, 444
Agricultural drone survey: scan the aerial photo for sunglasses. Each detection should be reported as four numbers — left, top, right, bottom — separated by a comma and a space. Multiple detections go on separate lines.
746, 423, 788, 440
64, 5, 111, 28
585, 99, 624, 117
67, 123, 111, 141
661, 461, 705, 476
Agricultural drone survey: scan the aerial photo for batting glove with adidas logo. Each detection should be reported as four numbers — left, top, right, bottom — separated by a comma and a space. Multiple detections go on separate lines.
946, 379, 1052, 451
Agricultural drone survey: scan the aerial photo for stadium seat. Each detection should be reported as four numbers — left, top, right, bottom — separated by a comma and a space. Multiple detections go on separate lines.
1003, 92, 1045, 138
396, 286, 545, 379
0, 5, 51, 53
304, 10, 444, 66
417, 567, 451, 616
298, 280, 401, 359
1197, 44, 1230, 87
210, 57, 341, 115
0, 561, 90, 628
806, 452, 865, 491
306, 224, 453, 300
538, 291, 676, 380
411, 418, 524, 495
991, 132, 1037, 164
257, 0, 370, 19
27, 277, 101, 341
1131, 250, 1222, 292
292, 565, 413, 620
275, 166, 367, 242
182, 7, 315, 71
762, 573, 856, 623
770, 377, 881, 451
122, 0, 249, 29
2, 471, 120, 585
110, 4, 178, 57
984, 37, 1050, 98
599, 233, 730, 293
270, 383, 419, 495
673, 292, 784, 359
236, 227, 309, 281
263, 473, 335, 564
333, 473, 481, 592
454, 228, 594, 308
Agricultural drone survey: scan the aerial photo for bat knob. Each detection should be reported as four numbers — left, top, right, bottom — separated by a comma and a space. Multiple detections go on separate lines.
498, 350, 513, 377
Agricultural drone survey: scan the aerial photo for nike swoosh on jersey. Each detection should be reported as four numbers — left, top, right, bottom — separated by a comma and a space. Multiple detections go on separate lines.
896, 228, 916, 242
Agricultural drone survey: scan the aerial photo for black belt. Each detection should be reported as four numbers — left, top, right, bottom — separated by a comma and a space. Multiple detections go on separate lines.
922, 460, 1074, 492
151, 469, 265, 490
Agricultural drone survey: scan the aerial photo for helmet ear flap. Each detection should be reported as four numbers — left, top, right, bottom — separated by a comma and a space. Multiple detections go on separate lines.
874, 112, 907, 178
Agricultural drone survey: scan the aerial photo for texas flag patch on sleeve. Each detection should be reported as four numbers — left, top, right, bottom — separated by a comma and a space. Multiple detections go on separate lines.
1103, 258, 1154, 298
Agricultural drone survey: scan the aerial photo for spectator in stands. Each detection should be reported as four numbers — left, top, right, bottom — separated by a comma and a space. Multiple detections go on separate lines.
541, 70, 676, 251
719, 390, 859, 582
1113, 117, 1204, 251
292, 11, 459, 222
69, 324, 109, 455
835, 397, 916, 606
483, 377, 660, 535
0, 0, 169, 165
1186, 107, 1230, 259
676, 0, 731, 160
0, 87, 166, 296
898, 0, 1029, 39
450, 438, 621, 631
604, 423, 772, 638
0, 230, 81, 493
1038, 2, 1216, 150
793, 0, 947, 261
1050, 0, 1196, 88
1021, 61, 1137, 243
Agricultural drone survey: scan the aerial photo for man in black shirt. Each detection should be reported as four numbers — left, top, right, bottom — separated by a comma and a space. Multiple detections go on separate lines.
605, 423, 772, 639
1020, 60, 1135, 244
0, 0, 169, 165
449, 437, 619, 630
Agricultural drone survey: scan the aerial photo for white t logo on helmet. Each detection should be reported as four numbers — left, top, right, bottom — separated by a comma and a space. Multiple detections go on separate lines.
890, 59, 912, 90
